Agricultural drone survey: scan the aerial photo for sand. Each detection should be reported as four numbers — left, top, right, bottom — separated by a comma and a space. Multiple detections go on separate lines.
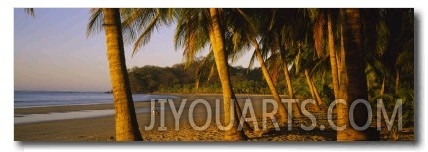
14, 94, 414, 141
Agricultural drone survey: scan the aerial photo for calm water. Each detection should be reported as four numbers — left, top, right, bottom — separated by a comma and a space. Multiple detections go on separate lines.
14, 91, 178, 108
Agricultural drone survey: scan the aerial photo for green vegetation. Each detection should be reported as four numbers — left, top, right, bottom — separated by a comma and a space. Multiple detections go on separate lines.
128, 61, 274, 94
128, 59, 333, 100
123, 8, 414, 141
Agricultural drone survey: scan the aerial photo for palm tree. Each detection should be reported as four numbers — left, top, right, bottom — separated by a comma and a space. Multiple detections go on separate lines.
119, 8, 176, 55
87, 8, 142, 141
311, 9, 341, 100
335, 8, 413, 141
287, 41, 327, 111
326, 10, 341, 99
23, 8, 35, 17
336, 8, 373, 141
208, 8, 247, 141
233, 9, 289, 122
309, 8, 382, 141
365, 9, 414, 140
260, 9, 306, 117
236, 8, 303, 120
24, 8, 143, 141
174, 8, 247, 141
253, 39, 290, 122
304, 70, 321, 110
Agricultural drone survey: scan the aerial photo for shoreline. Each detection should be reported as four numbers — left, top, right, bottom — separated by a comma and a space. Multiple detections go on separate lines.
14, 92, 181, 109
14, 94, 414, 141
14, 94, 226, 141
14, 93, 280, 110
14, 94, 276, 115
14, 94, 286, 141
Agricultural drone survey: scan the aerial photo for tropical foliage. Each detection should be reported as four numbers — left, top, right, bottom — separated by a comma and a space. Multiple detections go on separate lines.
128, 60, 295, 94
24, 8, 414, 141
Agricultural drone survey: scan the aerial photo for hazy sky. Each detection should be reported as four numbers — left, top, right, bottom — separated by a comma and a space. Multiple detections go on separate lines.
14, 8, 256, 91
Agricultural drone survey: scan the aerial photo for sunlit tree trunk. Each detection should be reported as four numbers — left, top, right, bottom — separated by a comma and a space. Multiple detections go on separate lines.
282, 60, 294, 100
232, 92, 254, 132
253, 39, 289, 122
395, 71, 400, 94
305, 70, 320, 111
311, 79, 324, 107
380, 76, 385, 95
103, 8, 142, 141
338, 24, 344, 82
279, 48, 302, 117
208, 8, 246, 141
327, 11, 340, 99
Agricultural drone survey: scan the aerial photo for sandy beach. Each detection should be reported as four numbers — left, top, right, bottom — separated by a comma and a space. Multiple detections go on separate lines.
14, 94, 414, 141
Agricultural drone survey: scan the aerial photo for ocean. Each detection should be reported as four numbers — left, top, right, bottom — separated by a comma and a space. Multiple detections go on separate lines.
14, 90, 178, 108
14, 91, 177, 124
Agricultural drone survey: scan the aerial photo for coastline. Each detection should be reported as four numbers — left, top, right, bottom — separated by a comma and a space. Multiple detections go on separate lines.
14, 94, 414, 141
14, 94, 284, 141
14, 94, 231, 141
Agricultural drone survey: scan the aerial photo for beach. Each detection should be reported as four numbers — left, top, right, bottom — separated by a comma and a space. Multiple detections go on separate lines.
14, 94, 414, 141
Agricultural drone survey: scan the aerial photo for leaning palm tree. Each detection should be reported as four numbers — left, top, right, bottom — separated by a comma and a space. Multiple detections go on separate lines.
310, 9, 342, 100
292, 43, 324, 111
230, 8, 290, 122
87, 8, 142, 141
253, 40, 290, 121
193, 47, 255, 133
109, 8, 251, 140
208, 8, 247, 141
174, 8, 247, 141
252, 9, 308, 117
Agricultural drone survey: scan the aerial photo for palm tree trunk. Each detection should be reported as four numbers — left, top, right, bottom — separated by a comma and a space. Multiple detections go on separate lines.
232, 92, 254, 132
327, 11, 340, 99
395, 71, 400, 94
337, 8, 378, 141
103, 8, 142, 141
311, 79, 324, 107
279, 48, 302, 118
380, 76, 385, 95
208, 8, 246, 141
338, 24, 344, 80
305, 70, 320, 111
282, 59, 294, 100
253, 39, 290, 122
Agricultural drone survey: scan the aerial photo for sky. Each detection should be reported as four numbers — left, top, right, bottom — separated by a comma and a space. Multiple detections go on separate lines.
14, 8, 257, 92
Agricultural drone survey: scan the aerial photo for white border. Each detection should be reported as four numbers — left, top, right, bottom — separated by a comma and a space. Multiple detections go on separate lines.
2, 0, 425, 152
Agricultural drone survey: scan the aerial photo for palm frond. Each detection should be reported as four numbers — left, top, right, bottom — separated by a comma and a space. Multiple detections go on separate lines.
247, 50, 257, 69
24, 8, 35, 17
174, 9, 210, 65
375, 20, 390, 57
131, 10, 161, 56
86, 8, 103, 37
